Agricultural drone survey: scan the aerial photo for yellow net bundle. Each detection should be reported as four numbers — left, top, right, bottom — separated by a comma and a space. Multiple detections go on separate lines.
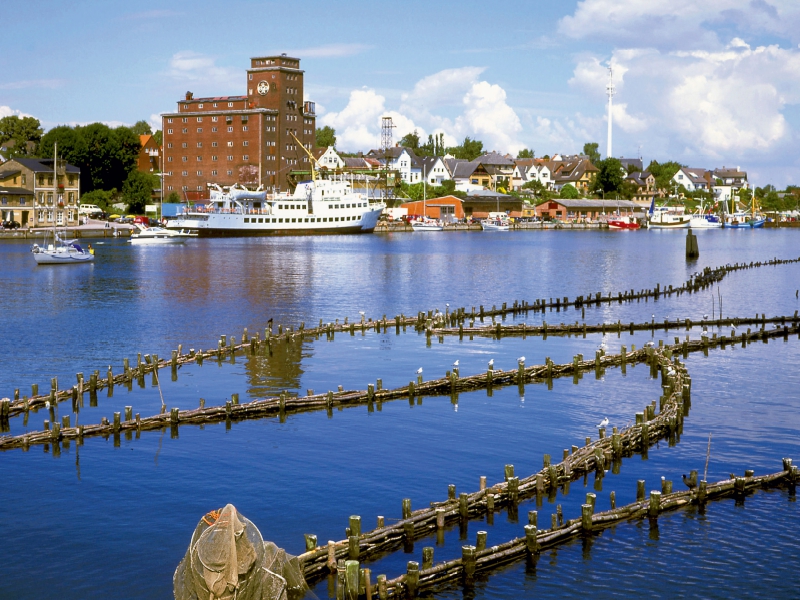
174, 504, 308, 600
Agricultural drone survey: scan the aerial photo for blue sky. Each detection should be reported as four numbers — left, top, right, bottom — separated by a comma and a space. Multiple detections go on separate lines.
4, 0, 800, 186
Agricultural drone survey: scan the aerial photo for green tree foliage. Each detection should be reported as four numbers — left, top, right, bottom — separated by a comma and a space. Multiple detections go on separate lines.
517, 148, 535, 158
152, 130, 163, 147
592, 157, 624, 194
166, 191, 181, 203
447, 136, 484, 161
559, 183, 580, 199
583, 142, 601, 164
646, 160, 684, 191
399, 130, 421, 151
521, 179, 551, 203
131, 120, 152, 136
0, 115, 43, 157
315, 126, 336, 148
399, 179, 458, 201
122, 170, 157, 214
40, 123, 141, 193
79, 189, 117, 212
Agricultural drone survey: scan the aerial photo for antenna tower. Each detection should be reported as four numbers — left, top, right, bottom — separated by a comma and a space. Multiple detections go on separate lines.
606, 65, 615, 159
381, 116, 395, 204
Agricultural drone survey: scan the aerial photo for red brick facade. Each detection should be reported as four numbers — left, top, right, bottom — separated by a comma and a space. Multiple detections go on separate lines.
137, 134, 161, 173
162, 54, 316, 200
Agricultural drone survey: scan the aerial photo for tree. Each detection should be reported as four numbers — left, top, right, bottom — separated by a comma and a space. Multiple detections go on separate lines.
152, 130, 163, 147
0, 115, 43, 157
447, 136, 484, 161
316, 126, 336, 148
131, 120, 152, 136
517, 148, 535, 159
583, 142, 601, 164
122, 170, 157, 214
560, 183, 580, 199
41, 123, 141, 193
592, 157, 624, 194
646, 160, 684, 192
399, 130, 420, 150
166, 191, 181, 204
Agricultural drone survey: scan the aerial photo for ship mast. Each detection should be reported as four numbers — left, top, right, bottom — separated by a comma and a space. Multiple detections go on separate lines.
606, 65, 615, 159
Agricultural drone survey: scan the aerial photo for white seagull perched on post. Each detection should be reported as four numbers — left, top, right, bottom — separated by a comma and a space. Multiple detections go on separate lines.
488, 359, 494, 367
644, 341, 654, 348
453, 360, 459, 367
518, 356, 526, 364
416, 367, 423, 375
597, 417, 609, 428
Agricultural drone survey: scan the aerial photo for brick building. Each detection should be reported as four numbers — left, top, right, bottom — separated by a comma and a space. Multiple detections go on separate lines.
137, 134, 162, 173
161, 54, 316, 200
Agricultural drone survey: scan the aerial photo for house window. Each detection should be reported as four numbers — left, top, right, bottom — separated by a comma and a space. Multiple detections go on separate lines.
196, 156, 202, 161
182, 156, 187, 162
182, 142, 188, 148
227, 155, 233, 161
182, 128, 188, 133
167, 143, 173, 149
197, 142, 203, 148
211, 142, 218, 147
167, 156, 173, 162
182, 171, 188, 176
197, 117, 203, 122
182, 118, 188, 123
227, 127, 233, 133
167, 129, 173, 134
22, 174, 27, 184
167, 118, 173, 123
228, 102, 233, 107
197, 171, 202, 176
20, 197, 26, 205
243, 141, 249, 147
212, 156, 218, 161
243, 155, 249, 160
198, 104, 203, 109
212, 116, 218, 122
242, 126, 248, 132
211, 170, 218, 176
197, 128, 203, 133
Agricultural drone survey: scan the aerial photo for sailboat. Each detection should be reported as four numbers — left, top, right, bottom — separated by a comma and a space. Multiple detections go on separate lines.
410, 163, 443, 231
31, 143, 95, 265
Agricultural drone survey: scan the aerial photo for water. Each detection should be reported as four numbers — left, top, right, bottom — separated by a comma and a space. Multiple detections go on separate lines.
0, 229, 798, 599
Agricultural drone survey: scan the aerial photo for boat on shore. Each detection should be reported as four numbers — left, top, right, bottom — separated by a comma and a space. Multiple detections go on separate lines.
607, 215, 640, 230
129, 224, 197, 245
482, 212, 511, 231
410, 217, 443, 232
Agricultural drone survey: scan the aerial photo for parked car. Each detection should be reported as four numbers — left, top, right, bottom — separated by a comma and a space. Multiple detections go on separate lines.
78, 203, 102, 217
2, 220, 20, 229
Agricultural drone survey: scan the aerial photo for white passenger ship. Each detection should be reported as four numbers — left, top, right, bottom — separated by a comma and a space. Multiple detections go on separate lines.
167, 178, 384, 237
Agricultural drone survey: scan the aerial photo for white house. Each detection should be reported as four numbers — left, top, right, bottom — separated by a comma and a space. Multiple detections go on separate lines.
672, 167, 709, 192
421, 156, 451, 186
313, 146, 344, 169
366, 147, 422, 184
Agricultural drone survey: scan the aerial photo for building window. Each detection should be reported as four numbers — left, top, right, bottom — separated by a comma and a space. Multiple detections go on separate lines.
241, 115, 248, 123
168, 129, 173, 134
211, 170, 218, 176
227, 127, 233, 132
197, 170, 202, 176
211, 142, 218, 147
182, 171, 188, 176
182, 156, 188, 162
167, 156, 173, 162
182, 118, 188, 123
213, 103, 217, 108
197, 142, 203, 148
242, 126, 248, 132
227, 155, 233, 161
242, 141, 249, 147
20, 198, 26, 205
227, 141, 233, 147
182, 142, 187, 148
197, 128, 203, 133
212, 156, 218, 161
243, 155, 249, 160
249, 74, 253, 80
197, 117, 203, 122
196, 156, 202, 161
211, 116, 218, 122
167, 143, 173, 148
182, 128, 188, 133
167, 118, 173, 123
227, 170, 233, 175
228, 102, 233, 107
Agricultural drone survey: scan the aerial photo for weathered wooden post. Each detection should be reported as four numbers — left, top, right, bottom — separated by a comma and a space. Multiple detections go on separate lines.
406, 561, 419, 597
686, 227, 699, 259
476, 531, 487, 551
422, 547, 434, 570
304, 534, 317, 552
581, 504, 593, 532
462, 545, 476, 582
345, 560, 359, 600
649, 491, 661, 518
524, 524, 539, 556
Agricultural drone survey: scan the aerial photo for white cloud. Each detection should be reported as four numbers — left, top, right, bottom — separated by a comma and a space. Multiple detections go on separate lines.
558, 0, 800, 49
0, 106, 35, 119
165, 51, 240, 91
323, 67, 524, 154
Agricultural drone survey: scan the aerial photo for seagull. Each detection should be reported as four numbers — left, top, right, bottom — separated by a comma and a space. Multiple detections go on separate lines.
682, 474, 697, 490
652, 314, 655, 319
416, 367, 423, 375
446, 303, 450, 308
597, 417, 609, 428
518, 356, 526, 363
703, 314, 708, 320
488, 359, 494, 367
644, 341, 654, 348
453, 360, 459, 367
45, 400, 51, 409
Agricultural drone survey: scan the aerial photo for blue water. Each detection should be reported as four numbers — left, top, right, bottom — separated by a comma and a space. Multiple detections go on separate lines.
0, 229, 798, 599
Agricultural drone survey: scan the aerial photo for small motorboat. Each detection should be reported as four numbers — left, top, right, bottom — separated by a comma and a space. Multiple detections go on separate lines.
607, 215, 640, 230
410, 217, 443, 232
129, 224, 197, 245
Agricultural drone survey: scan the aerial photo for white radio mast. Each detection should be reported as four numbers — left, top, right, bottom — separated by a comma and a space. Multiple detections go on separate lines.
606, 65, 615, 159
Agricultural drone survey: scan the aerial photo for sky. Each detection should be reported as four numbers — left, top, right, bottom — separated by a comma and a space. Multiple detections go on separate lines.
3, 0, 800, 186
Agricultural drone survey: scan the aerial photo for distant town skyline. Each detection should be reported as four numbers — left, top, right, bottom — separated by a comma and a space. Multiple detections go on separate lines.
4, 0, 800, 186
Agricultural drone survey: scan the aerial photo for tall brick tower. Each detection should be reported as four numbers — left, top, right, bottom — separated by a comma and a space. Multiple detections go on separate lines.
162, 54, 316, 200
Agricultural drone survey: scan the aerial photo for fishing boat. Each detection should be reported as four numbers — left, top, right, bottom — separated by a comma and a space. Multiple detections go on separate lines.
647, 197, 690, 229
129, 224, 197, 245
689, 203, 722, 229
167, 134, 384, 237
31, 143, 95, 265
722, 191, 765, 228
607, 215, 640, 230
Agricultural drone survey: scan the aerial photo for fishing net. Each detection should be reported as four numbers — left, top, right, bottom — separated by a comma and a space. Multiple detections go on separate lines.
174, 504, 308, 600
